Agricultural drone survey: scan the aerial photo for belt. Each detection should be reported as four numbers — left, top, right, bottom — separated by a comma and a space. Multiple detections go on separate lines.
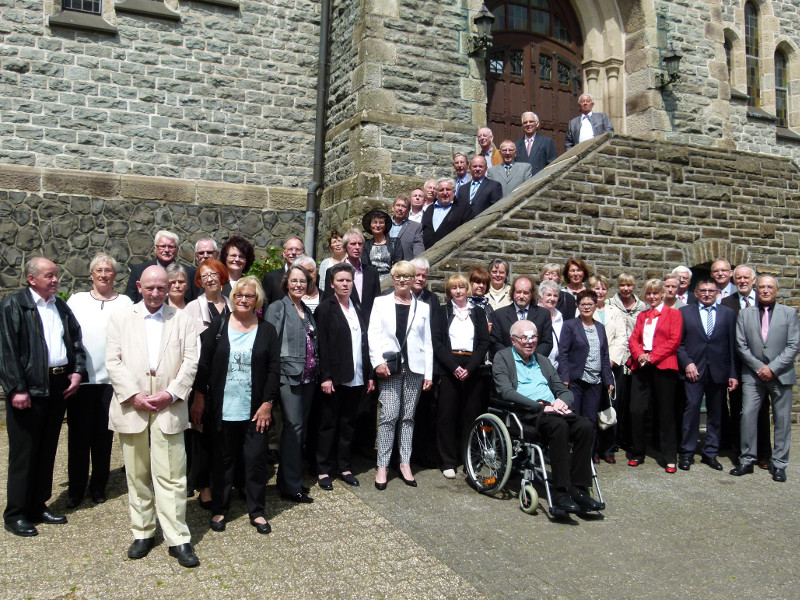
149, 370, 157, 377
452, 350, 472, 356
48, 366, 67, 375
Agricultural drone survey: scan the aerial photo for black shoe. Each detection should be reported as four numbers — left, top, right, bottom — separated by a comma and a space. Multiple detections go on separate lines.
127, 538, 155, 559
552, 493, 581, 514
771, 466, 787, 482
280, 492, 314, 504
91, 494, 106, 504
318, 476, 333, 491
210, 517, 226, 532
678, 456, 692, 471
168, 543, 200, 568
32, 510, 67, 525
250, 519, 272, 534
338, 473, 360, 487
701, 455, 723, 471
301, 485, 311, 494
198, 498, 213, 510
4, 519, 37, 537
730, 464, 754, 476
374, 480, 387, 491
570, 487, 605, 511
66, 496, 81, 509
398, 472, 417, 487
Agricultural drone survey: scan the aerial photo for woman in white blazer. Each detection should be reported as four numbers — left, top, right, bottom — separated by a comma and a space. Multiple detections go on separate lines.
368, 261, 433, 490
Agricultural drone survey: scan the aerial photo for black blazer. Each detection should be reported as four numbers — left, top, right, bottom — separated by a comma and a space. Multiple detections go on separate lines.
556, 318, 613, 385
432, 302, 490, 376
556, 291, 576, 320
193, 315, 281, 430
125, 260, 199, 303
455, 177, 503, 218
676, 304, 738, 384
514, 134, 557, 175
421, 201, 472, 249
322, 261, 381, 323
261, 266, 286, 307
314, 295, 372, 386
489, 304, 553, 360
362, 237, 403, 274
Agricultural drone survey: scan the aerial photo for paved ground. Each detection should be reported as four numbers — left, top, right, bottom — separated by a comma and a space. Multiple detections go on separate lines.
1, 424, 799, 600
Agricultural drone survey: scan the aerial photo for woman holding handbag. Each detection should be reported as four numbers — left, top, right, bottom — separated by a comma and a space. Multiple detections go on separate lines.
368, 261, 433, 490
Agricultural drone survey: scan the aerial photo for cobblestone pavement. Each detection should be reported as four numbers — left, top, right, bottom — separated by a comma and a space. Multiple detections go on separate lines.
1, 424, 799, 600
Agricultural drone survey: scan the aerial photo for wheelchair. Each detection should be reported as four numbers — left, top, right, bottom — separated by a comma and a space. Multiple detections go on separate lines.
463, 399, 605, 518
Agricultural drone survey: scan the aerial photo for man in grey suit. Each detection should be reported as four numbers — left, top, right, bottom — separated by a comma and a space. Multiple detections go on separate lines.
514, 111, 557, 175
565, 93, 614, 151
388, 195, 424, 260
730, 275, 799, 482
487, 139, 533, 196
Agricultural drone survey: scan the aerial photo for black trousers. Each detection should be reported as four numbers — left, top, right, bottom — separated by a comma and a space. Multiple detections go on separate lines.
316, 384, 363, 475
436, 354, 488, 470
4, 373, 68, 522
66, 383, 114, 500
535, 412, 593, 490
211, 420, 270, 520
629, 365, 678, 464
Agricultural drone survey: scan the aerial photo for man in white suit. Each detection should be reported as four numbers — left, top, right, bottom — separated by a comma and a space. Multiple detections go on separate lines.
730, 275, 799, 482
487, 139, 533, 196
106, 266, 199, 567
564, 93, 614, 150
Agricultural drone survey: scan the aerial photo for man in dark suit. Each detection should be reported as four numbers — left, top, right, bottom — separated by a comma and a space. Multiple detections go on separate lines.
456, 155, 503, 218
676, 278, 739, 471
388, 196, 424, 260
261, 236, 305, 306
515, 111, 558, 175
671, 265, 697, 305
124, 230, 198, 303
731, 275, 799, 482
487, 140, 533, 197
489, 276, 553, 360
322, 229, 380, 321
711, 258, 737, 304
421, 179, 472, 249
564, 93, 614, 151
452, 152, 471, 196
721, 265, 770, 467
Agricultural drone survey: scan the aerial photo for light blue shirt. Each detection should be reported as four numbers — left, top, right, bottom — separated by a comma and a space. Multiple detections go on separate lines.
513, 348, 555, 404
222, 325, 257, 421
431, 201, 453, 231
389, 218, 405, 239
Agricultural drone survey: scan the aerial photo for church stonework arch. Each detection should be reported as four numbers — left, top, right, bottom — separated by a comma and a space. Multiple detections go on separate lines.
682, 239, 750, 273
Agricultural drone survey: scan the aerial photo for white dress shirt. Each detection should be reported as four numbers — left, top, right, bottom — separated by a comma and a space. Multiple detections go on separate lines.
143, 305, 165, 372
30, 288, 67, 367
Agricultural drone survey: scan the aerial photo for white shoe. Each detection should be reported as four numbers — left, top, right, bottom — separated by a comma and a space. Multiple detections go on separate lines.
442, 469, 456, 479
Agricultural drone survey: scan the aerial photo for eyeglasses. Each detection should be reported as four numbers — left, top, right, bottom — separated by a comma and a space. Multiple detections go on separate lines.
288, 279, 307, 286
234, 293, 256, 301
156, 244, 177, 251
512, 334, 538, 342
200, 273, 219, 281
578, 303, 596, 309
196, 250, 215, 256
696, 289, 718, 295
393, 275, 412, 281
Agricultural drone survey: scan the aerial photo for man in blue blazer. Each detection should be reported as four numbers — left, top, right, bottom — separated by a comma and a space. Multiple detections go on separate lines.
731, 275, 800, 482
564, 93, 614, 151
676, 278, 739, 471
514, 111, 558, 175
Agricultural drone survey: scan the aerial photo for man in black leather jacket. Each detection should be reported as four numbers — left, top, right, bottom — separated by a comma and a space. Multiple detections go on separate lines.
0, 257, 86, 537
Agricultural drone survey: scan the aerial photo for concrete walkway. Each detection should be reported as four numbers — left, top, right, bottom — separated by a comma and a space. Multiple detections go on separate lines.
1, 424, 798, 600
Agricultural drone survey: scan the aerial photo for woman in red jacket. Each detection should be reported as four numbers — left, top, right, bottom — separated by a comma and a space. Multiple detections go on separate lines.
627, 278, 683, 473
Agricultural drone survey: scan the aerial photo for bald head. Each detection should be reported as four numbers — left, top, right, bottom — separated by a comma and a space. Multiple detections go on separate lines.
138, 265, 169, 313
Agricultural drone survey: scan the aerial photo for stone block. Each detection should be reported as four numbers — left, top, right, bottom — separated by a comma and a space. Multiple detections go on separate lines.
42, 169, 120, 198
121, 175, 195, 203
0, 164, 40, 192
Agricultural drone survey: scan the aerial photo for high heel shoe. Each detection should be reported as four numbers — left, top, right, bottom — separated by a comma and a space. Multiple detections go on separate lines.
398, 472, 417, 487
374, 480, 387, 491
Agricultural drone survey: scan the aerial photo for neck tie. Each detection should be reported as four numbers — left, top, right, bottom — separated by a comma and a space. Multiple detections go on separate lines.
504, 164, 511, 174
761, 306, 770, 342
517, 308, 527, 321
469, 180, 480, 202
743, 296, 750, 308
525, 137, 532, 154
645, 309, 660, 325
704, 306, 715, 338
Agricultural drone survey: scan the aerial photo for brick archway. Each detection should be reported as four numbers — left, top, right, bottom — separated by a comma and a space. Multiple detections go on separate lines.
682, 239, 751, 272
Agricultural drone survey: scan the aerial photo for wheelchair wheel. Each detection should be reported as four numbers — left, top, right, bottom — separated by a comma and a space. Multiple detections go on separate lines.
519, 484, 538, 514
464, 413, 512, 495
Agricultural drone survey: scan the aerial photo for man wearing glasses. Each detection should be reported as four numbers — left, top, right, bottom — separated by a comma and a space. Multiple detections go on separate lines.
194, 238, 219, 265
493, 320, 604, 514
125, 230, 198, 303
676, 278, 738, 471
710, 258, 737, 304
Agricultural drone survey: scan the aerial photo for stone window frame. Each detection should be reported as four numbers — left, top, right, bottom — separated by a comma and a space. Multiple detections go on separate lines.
744, 0, 761, 108
773, 38, 800, 140
114, 0, 180, 21
723, 28, 749, 101
48, 0, 118, 34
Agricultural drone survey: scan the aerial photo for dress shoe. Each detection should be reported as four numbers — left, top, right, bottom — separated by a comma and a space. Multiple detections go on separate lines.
592, 455, 601, 464
91, 493, 107, 504
442, 469, 456, 479
250, 519, 272, 534
168, 543, 200, 568
730, 463, 754, 476
678, 456, 692, 471
603, 455, 616, 464
4, 519, 38, 537
570, 487, 605, 511
301, 485, 311, 494
210, 517, 226, 532
627, 459, 641, 467
757, 460, 771, 470
338, 473, 359, 487
280, 491, 314, 504
665, 465, 677, 474
318, 476, 333, 491
33, 510, 67, 525
66, 496, 81, 509
198, 498, 213, 511
374, 480, 387, 491
552, 493, 581, 514
770, 465, 787, 482
701, 455, 723, 471
398, 472, 417, 487
127, 537, 155, 559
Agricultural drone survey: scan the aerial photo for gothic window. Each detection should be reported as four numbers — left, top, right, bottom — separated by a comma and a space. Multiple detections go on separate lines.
775, 50, 788, 127
724, 36, 733, 84
62, 0, 101, 14
744, 1, 760, 107
491, 0, 575, 48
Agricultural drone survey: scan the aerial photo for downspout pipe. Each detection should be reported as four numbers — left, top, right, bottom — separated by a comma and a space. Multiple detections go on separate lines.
305, 0, 331, 260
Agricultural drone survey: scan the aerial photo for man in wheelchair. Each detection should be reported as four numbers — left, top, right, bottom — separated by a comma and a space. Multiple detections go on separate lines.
492, 320, 605, 514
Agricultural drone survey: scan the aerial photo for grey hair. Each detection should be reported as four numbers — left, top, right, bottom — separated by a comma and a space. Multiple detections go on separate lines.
410, 257, 430, 271
538, 279, 560, 298
89, 253, 119, 274
165, 263, 187, 279
510, 320, 538, 337
154, 230, 179, 246
194, 238, 217, 252
341, 228, 364, 247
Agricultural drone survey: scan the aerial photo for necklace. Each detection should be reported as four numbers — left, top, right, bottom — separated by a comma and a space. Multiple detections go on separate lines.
453, 303, 470, 320
394, 293, 412, 305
